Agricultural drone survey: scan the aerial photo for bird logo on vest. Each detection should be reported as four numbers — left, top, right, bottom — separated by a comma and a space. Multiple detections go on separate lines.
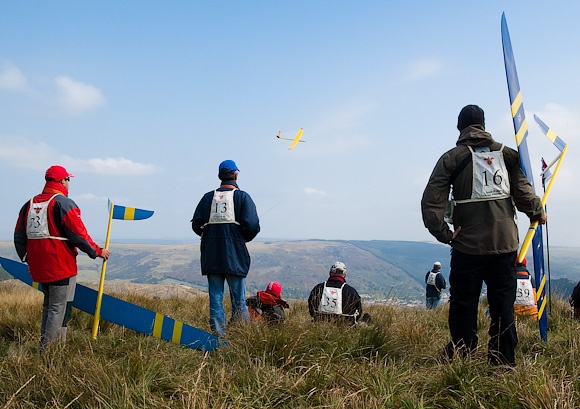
33, 207, 42, 214
219, 194, 224, 199
329, 290, 337, 296
483, 157, 494, 165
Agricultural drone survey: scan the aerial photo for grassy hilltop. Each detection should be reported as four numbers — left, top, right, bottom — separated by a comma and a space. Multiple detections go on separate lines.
2, 240, 579, 301
1, 280, 580, 408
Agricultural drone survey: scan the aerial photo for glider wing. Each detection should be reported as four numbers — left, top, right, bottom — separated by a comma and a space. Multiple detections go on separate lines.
0, 256, 223, 351
0, 257, 220, 351
276, 130, 307, 143
288, 128, 304, 150
501, 12, 548, 341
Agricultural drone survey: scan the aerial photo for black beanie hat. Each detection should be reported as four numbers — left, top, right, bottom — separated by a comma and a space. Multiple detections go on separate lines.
457, 105, 485, 131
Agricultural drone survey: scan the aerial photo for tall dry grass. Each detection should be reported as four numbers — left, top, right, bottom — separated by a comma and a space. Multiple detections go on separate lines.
1, 279, 580, 408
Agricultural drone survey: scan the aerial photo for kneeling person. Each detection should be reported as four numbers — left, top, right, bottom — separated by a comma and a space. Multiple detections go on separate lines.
308, 262, 365, 325
246, 281, 289, 323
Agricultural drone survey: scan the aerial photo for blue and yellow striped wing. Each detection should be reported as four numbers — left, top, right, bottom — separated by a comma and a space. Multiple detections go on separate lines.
0, 257, 222, 351
501, 12, 548, 342
501, 13, 535, 184
533, 114, 567, 152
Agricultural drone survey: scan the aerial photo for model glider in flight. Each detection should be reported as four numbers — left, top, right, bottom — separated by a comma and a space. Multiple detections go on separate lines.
276, 128, 306, 150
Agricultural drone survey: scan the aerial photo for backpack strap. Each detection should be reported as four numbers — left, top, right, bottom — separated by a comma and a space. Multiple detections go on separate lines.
450, 153, 472, 184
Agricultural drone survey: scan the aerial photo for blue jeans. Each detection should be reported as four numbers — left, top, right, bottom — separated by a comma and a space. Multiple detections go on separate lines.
426, 297, 440, 310
207, 274, 249, 336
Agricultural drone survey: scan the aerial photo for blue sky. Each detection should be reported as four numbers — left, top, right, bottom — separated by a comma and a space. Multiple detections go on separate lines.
1, 1, 579, 247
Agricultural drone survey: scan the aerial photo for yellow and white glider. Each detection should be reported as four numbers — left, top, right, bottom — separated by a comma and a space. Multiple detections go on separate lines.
276, 128, 305, 150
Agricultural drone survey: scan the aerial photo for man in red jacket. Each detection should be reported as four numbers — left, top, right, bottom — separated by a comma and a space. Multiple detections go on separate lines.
14, 166, 110, 353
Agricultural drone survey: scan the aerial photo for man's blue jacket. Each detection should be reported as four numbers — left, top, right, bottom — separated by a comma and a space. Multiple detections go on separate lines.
191, 180, 260, 277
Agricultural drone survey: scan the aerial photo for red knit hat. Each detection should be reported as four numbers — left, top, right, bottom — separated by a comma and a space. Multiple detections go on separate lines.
265, 282, 282, 298
45, 166, 74, 181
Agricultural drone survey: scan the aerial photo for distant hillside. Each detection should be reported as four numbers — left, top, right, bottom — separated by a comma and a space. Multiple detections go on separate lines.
1, 240, 579, 301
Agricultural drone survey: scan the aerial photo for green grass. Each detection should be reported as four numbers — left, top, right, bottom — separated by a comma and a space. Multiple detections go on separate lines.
1, 280, 580, 408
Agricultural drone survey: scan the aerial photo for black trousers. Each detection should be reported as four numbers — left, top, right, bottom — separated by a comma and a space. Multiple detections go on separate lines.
445, 249, 518, 365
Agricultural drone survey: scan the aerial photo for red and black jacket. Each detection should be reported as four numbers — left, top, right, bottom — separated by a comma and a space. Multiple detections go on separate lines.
14, 181, 103, 283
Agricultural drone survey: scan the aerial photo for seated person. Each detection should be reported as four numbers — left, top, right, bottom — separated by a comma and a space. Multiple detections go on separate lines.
514, 257, 538, 320
308, 261, 369, 325
246, 282, 289, 323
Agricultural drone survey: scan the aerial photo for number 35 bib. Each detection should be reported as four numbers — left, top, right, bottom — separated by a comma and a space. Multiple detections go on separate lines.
319, 282, 345, 315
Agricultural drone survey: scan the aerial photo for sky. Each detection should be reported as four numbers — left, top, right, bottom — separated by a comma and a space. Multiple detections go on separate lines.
1, 1, 579, 247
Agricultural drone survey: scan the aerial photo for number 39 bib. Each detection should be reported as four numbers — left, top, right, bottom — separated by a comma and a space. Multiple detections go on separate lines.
515, 278, 536, 307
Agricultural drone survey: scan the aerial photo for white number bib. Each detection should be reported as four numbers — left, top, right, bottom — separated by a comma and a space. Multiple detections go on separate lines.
455, 145, 511, 205
318, 282, 344, 315
26, 194, 68, 240
426, 272, 438, 286
470, 145, 510, 200
208, 190, 239, 225
515, 278, 536, 307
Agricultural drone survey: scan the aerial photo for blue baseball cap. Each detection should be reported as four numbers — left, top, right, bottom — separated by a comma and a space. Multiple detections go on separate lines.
219, 160, 239, 172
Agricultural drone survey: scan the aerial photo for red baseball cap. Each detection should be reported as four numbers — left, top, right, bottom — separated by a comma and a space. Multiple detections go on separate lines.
265, 282, 282, 298
45, 166, 74, 181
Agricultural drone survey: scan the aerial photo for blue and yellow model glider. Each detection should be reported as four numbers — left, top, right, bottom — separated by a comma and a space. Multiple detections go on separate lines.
0, 257, 222, 351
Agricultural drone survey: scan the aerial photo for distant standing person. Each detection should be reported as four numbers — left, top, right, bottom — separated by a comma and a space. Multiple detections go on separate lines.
421, 105, 546, 366
308, 262, 369, 325
425, 261, 447, 309
191, 160, 260, 337
14, 166, 110, 354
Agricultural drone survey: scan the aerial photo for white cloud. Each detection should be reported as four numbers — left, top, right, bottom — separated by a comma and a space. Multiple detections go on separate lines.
0, 135, 162, 176
0, 61, 27, 90
304, 187, 327, 197
401, 59, 444, 83
55, 76, 105, 115
0, 136, 55, 170
82, 157, 161, 175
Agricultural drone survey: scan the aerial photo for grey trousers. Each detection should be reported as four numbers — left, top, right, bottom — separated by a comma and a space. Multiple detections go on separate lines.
40, 275, 76, 353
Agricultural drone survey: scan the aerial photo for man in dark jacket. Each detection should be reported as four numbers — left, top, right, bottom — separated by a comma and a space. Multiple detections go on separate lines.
191, 160, 260, 336
14, 166, 110, 353
425, 261, 447, 309
308, 262, 364, 325
421, 105, 546, 366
